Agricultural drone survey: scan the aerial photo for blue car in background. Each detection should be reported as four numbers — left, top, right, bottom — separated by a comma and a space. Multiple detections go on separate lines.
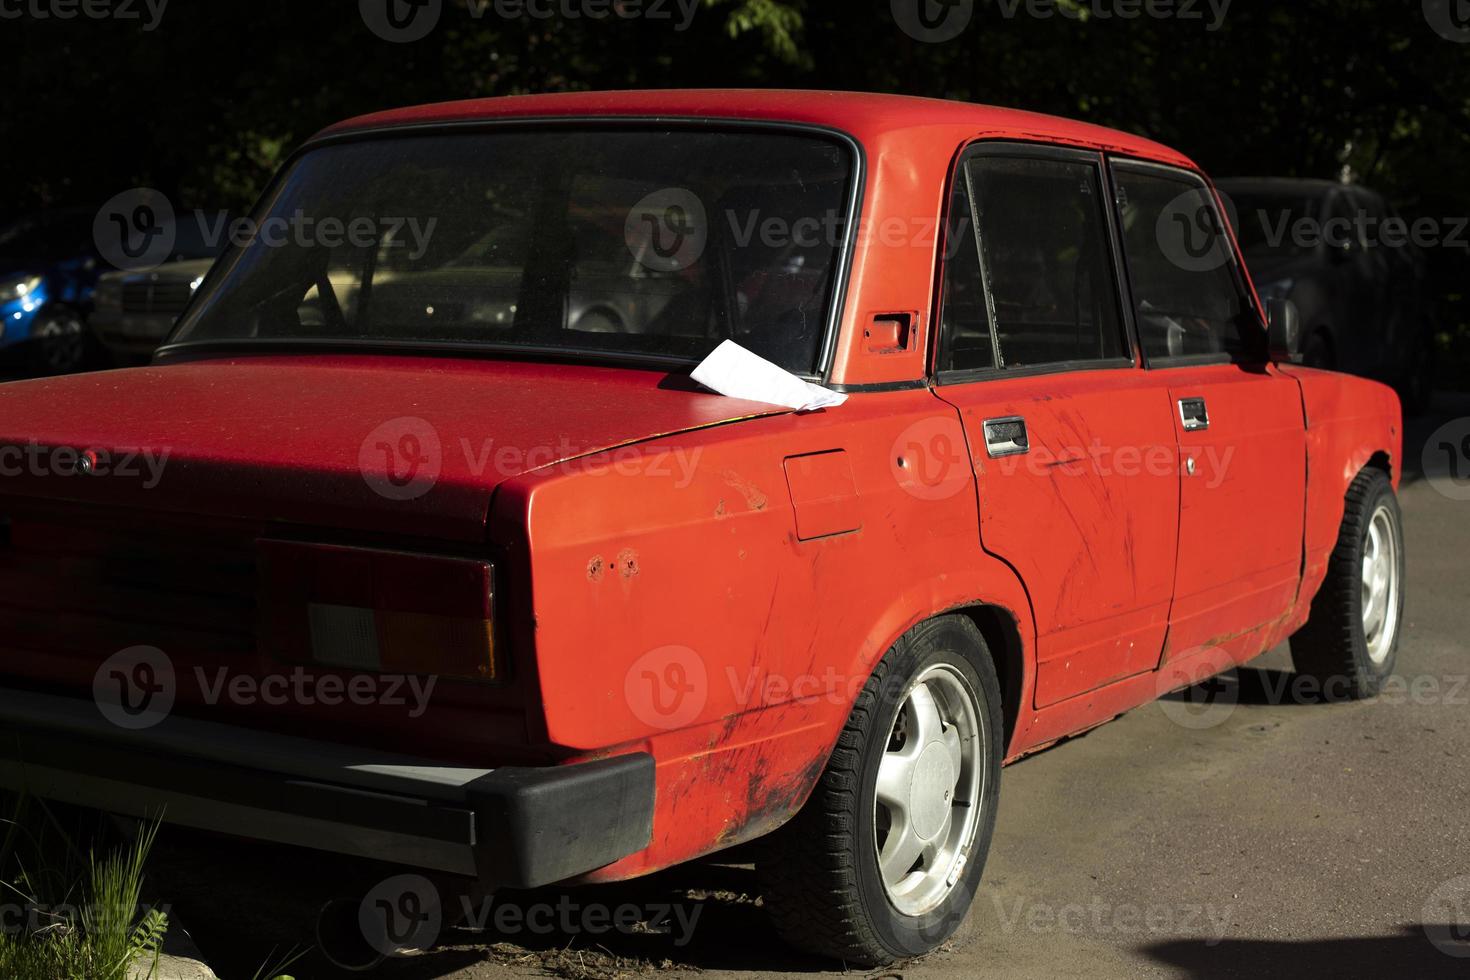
0, 207, 229, 376
0, 208, 103, 375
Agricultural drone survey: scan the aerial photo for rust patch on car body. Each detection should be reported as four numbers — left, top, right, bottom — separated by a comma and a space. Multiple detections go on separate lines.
586, 555, 605, 582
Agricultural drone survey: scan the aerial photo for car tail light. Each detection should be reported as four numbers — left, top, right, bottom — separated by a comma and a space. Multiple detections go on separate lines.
259, 540, 500, 682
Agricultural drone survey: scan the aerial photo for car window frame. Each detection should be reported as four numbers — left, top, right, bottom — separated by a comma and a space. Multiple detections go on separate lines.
1107, 157, 1268, 370
933, 141, 1139, 387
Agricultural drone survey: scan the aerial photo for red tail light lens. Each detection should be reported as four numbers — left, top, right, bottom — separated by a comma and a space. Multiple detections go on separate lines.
259, 540, 499, 682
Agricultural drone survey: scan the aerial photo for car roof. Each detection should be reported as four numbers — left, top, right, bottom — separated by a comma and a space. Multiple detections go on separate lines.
317, 89, 1195, 167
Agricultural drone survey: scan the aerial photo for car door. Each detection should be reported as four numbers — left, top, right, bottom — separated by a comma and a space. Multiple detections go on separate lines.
933, 144, 1182, 709
1109, 160, 1307, 665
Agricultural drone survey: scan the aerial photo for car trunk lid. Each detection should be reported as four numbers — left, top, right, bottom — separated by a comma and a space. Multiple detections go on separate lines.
0, 353, 782, 542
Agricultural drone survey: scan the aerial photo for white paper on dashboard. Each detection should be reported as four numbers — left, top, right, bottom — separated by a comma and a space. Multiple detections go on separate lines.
690, 340, 849, 412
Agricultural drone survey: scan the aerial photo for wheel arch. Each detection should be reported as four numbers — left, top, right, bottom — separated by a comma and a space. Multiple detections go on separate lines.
1364, 449, 1393, 483
950, 603, 1027, 758
838, 578, 1037, 767
1284, 367, 1403, 639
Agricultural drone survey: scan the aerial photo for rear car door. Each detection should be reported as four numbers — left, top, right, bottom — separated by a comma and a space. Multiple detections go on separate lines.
1110, 160, 1307, 664
934, 144, 1181, 708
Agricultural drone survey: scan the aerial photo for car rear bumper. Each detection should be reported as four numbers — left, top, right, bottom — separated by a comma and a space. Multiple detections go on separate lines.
0, 688, 655, 889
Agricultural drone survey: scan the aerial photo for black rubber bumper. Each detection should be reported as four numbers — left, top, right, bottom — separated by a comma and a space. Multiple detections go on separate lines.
0, 689, 655, 889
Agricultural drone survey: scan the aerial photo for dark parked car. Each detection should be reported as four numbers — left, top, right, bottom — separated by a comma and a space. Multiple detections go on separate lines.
89, 213, 231, 363
0, 208, 228, 374
1218, 178, 1438, 413
90, 257, 214, 362
0, 209, 104, 375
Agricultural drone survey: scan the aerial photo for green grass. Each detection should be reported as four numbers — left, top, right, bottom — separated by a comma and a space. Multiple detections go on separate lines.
1, 795, 301, 980
0, 797, 168, 980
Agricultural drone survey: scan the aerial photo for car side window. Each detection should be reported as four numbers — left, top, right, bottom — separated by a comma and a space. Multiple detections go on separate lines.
1112, 164, 1261, 363
938, 151, 1129, 376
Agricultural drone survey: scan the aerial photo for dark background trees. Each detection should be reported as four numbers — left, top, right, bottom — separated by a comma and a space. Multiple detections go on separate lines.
2, 0, 1467, 377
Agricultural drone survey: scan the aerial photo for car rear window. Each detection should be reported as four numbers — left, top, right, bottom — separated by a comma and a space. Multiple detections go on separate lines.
169, 129, 856, 376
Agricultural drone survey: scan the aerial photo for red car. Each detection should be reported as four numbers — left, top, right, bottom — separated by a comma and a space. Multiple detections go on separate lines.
0, 92, 1404, 966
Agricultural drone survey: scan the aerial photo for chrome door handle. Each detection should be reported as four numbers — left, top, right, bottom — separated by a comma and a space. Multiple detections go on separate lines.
983, 416, 1029, 458
1179, 398, 1210, 432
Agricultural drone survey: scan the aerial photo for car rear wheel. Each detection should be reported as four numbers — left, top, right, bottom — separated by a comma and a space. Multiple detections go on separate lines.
1290, 468, 1405, 699
759, 615, 1002, 966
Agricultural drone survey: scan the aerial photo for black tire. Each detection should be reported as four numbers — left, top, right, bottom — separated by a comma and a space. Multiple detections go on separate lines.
1290, 468, 1405, 699
758, 615, 1003, 966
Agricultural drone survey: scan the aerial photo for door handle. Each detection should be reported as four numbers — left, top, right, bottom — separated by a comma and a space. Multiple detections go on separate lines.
983, 416, 1029, 458
1178, 398, 1210, 432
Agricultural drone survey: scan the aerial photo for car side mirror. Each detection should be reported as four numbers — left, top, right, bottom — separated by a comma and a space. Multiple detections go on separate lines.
1267, 298, 1302, 363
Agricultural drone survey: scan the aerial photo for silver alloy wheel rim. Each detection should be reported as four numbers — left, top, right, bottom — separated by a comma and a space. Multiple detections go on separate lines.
873, 663, 985, 917
1362, 503, 1400, 665
38, 315, 85, 371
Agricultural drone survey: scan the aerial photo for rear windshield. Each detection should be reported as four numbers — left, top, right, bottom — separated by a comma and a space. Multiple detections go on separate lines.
169, 129, 856, 375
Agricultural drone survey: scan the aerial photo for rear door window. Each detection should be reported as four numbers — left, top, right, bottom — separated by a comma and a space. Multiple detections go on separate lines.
938, 149, 1130, 377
